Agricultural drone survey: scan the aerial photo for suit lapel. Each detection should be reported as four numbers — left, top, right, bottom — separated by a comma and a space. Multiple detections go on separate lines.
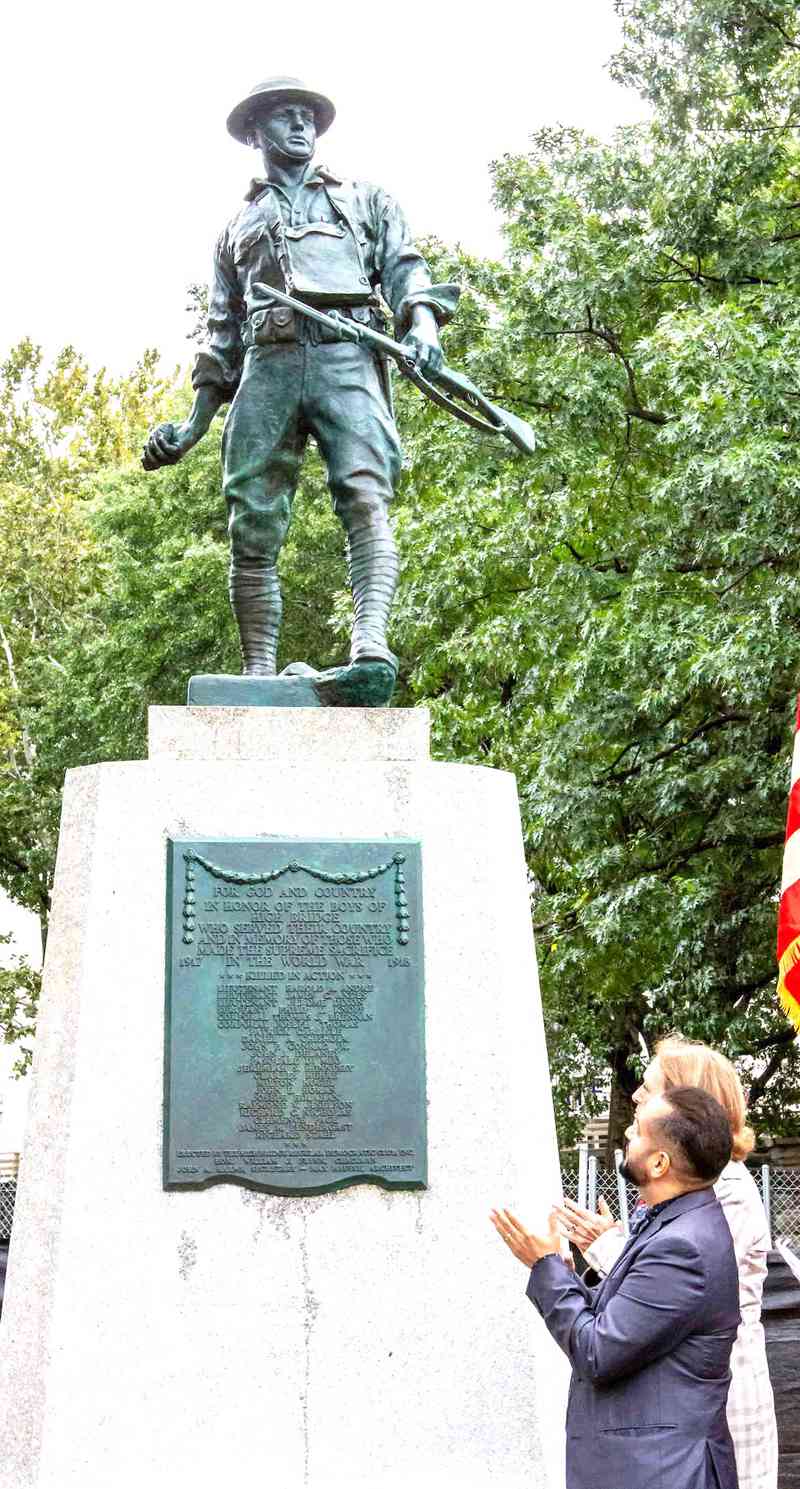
594, 1188, 718, 1305
594, 1224, 654, 1301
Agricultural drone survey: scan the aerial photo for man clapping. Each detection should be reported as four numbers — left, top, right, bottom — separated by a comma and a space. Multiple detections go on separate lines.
492, 1086, 740, 1489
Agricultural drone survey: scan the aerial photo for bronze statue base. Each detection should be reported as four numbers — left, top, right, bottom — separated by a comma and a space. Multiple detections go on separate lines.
187, 658, 397, 709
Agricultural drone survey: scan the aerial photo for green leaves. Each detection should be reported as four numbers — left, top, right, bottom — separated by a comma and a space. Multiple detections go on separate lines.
0, 935, 39, 1077
389, 2, 800, 1148
0, 347, 355, 960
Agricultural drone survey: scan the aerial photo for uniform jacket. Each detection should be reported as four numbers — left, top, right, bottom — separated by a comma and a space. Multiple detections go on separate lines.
585, 1163, 777, 1489
528, 1188, 740, 1489
194, 164, 459, 398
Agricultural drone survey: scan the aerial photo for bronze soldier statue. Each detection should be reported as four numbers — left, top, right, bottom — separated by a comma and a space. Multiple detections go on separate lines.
143, 76, 459, 690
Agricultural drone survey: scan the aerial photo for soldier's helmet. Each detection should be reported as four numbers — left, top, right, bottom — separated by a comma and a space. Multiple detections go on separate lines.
227, 77, 336, 144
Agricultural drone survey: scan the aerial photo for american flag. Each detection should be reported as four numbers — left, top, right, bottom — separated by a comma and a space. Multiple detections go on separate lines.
777, 697, 800, 1032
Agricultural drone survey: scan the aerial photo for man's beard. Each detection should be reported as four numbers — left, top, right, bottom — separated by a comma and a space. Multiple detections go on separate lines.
619, 1151, 647, 1186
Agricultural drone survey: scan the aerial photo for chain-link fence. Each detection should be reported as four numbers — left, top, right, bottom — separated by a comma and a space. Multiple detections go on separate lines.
0, 1180, 16, 1242
767, 1165, 800, 1251
562, 1161, 638, 1234
562, 1156, 800, 1252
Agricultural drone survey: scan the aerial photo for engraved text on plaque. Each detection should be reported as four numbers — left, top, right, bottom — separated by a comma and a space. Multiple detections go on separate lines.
164, 838, 426, 1193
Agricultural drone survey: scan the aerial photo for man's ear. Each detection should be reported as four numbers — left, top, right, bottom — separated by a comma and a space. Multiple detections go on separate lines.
650, 1149, 670, 1180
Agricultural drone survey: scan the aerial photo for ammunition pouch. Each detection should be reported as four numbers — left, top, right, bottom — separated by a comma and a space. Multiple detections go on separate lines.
245, 305, 297, 346
245, 302, 378, 348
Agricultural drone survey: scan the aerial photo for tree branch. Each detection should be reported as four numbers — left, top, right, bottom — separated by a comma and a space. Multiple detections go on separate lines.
748, 1039, 796, 1110
635, 829, 783, 880
601, 711, 750, 784
661, 251, 777, 288
734, 1026, 796, 1056
541, 321, 671, 424
751, 6, 800, 52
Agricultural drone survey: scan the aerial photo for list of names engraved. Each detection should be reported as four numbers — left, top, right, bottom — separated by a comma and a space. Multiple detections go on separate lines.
164, 838, 426, 1193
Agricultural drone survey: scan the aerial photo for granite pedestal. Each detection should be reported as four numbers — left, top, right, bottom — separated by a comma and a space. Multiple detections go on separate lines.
0, 706, 568, 1489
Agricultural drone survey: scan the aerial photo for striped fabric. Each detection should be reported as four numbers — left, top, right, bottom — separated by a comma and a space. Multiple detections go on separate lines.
777, 698, 800, 1033
716, 1163, 778, 1489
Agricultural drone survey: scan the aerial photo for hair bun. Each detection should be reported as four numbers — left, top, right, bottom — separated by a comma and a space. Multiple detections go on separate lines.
732, 1124, 755, 1162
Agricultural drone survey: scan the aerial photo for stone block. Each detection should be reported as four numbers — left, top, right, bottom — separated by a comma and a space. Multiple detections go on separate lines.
0, 708, 568, 1489
148, 704, 430, 763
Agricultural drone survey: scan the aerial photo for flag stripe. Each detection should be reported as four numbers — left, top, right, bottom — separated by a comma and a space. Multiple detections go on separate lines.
786, 779, 800, 842
778, 698, 800, 1033
781, 828, 800, 895
778, 881, 800, 960
792, 722, 800, 788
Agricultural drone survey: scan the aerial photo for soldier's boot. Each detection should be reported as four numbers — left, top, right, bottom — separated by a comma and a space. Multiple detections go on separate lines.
229, 556, 282, 676
346, 526, 400, 671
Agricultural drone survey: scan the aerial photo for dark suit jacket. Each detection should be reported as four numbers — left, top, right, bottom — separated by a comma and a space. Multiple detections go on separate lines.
528, 1188, 740, 1489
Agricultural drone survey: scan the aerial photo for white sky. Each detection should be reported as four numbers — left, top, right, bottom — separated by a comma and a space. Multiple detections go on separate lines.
1, 0, 645, 374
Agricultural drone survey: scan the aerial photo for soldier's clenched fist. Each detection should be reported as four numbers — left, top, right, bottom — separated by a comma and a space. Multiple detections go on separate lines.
141, 421, 198, 470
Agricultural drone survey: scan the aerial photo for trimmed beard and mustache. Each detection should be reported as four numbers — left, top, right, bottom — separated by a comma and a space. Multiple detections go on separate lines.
619, 1150, 648, 1186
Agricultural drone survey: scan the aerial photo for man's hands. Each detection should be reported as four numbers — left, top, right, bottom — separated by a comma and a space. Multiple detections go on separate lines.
141, 420, 199, 471
490, 1206, 562, 1268
551, 1196, 618, 1256
491, 1195, 619, 1270
403, 302, 443, 379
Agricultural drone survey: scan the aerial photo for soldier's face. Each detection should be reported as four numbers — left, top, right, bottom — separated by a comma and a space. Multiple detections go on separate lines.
256, 103, 317, 163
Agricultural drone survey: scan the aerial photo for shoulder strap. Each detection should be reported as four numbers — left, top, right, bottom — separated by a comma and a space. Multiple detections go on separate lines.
322, 183, 367, 276
256, 186, 294, 294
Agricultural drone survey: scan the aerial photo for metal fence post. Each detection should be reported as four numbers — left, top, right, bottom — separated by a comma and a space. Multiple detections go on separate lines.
577, 1141, 589, 1211
614, 1149, 630, 1236
761, 1163, 773, 1247
587, 1154, 598, 1214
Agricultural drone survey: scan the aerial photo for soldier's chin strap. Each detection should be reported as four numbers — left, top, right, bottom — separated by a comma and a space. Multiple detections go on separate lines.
263, 139, 313, 168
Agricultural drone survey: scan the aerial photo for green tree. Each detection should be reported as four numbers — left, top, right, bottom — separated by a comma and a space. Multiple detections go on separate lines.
391, 0, 800, 1152
0, 340, 178, 1059
0, 935, 39, 1077
0, 341, 174, 923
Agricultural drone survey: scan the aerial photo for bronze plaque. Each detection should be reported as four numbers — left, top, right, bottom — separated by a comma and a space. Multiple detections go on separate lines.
164, 838, 426, 1193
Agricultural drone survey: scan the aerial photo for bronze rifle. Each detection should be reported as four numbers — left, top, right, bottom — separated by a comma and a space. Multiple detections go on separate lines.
251, 283, 536, 457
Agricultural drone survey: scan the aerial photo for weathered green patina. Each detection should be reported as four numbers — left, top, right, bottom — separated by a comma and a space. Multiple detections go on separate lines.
143, 77, 458, 701
164, 837, 427, 1194
187, 659, 397, 708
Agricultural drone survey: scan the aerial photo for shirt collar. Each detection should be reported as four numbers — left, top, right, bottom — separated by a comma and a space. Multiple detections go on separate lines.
630, 1188, 711, 1235
244, 163, 342, 202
